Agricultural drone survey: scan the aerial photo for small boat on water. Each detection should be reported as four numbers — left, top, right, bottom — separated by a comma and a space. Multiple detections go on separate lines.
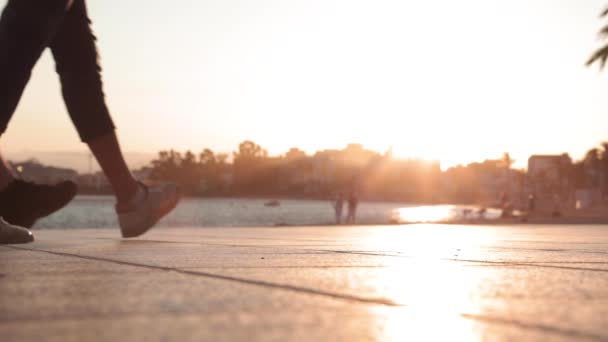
264, 200, 281, 207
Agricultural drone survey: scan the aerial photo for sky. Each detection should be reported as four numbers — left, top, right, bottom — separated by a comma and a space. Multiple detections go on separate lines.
2, 0, 608, 170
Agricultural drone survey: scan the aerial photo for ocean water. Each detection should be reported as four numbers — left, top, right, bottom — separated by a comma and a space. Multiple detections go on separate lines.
34, 196, 419, 229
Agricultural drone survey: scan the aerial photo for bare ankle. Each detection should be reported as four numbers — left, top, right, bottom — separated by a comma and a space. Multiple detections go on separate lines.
117, 181, 141, 204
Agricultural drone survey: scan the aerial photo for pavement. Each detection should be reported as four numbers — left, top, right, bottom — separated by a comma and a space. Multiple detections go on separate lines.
1, 224, 608, 341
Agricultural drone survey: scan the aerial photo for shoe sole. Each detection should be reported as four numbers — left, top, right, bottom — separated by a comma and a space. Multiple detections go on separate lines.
0, 230, 34, 244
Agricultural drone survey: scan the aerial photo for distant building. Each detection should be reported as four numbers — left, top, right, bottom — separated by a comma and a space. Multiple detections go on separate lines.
528, 154, 572, 183
478, 168, 525, 208
527, 154, 573, 212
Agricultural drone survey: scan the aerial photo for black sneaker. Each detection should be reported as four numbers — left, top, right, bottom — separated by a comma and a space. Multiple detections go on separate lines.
0, 179, 77, 228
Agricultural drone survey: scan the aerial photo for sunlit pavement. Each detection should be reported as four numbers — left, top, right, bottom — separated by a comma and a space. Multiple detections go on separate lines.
1, 225, 608, 341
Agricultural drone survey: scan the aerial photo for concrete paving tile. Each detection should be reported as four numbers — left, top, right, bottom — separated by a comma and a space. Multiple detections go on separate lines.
2, 225, 608, 341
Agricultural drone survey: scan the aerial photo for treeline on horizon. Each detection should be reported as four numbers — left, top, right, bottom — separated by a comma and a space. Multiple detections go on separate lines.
144, 141, 441, 202
110, 140, 608, 204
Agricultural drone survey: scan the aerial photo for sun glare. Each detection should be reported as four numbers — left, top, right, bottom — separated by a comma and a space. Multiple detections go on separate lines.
393, 206, 457, 223
356, 226, 504, 340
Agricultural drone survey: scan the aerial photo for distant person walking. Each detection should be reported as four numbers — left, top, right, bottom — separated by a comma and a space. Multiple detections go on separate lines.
346, 192, 359, 224
528, 193, 536, 213
333, 193, 344, 224
0, 0, 180, 244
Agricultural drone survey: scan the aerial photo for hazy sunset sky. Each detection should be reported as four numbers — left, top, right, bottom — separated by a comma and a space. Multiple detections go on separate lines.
2, 0, 607, 169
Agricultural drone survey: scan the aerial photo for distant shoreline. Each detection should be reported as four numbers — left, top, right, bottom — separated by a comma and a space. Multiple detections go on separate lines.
74, 192, 440, 205
63, 195, 608, 227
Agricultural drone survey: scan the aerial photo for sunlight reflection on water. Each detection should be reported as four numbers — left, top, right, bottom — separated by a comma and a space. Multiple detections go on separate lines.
393, 205, 503, 223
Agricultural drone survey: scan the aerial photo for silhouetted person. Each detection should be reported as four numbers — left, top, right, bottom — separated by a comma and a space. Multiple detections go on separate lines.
499, 191, 513, 218
499, 191, 508, 209
333, 193, 344, 224
0, 0, 180, 244
552, 193, 561, 218
477, 207, 487, 219
528, 193, 536, 212
346, 192, 358, 224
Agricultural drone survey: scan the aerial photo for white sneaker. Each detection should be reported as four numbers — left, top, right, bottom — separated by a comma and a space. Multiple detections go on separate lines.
0, 217, 34, 244
117, 183, 181, 238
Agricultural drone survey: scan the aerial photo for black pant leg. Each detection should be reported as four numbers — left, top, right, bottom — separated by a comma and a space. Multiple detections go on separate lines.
49, 0, 115, 142
0, 0, 70, 134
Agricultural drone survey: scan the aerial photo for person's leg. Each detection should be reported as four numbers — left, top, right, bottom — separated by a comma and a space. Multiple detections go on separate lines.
347, 210, 354, 224
0, 0, 71, 137
0, 155, 15, 191
0, 0, 70, 189
87, 133, 139, 204
0, 0, 78, 228
48, 0, 138, 204
49, 0, 180, 237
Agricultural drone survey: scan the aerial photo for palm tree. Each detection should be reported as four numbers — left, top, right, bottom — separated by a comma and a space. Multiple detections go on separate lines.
587, 7, 608, 69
